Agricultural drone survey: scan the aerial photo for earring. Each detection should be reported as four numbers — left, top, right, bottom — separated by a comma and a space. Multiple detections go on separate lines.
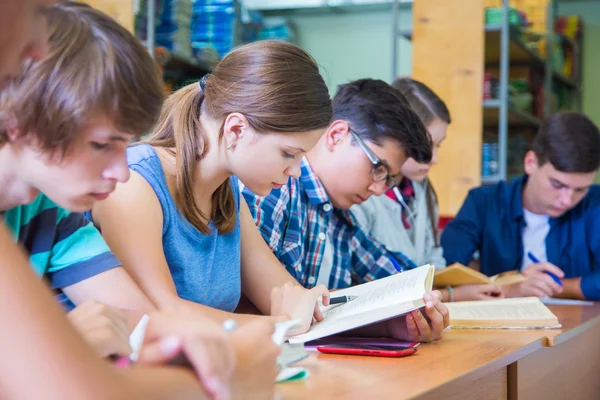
226, 143, 234, 150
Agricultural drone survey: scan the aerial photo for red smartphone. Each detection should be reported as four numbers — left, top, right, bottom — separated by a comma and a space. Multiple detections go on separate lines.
316, 344, 417, 358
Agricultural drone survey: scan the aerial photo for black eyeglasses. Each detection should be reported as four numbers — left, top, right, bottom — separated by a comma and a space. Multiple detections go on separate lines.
349, 128, 397, 188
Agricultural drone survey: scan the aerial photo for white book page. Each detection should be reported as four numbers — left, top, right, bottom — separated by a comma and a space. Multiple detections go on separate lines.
289, 265, 433, 343
322, 267, 427, 322
446, 297, 556, 321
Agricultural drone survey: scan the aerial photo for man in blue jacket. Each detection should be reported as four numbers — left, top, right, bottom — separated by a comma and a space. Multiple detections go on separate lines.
441, 112, 600, 300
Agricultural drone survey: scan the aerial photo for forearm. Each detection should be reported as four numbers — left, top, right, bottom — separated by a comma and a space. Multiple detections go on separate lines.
241, 257, 298, 316
0, 227, 155, 399
123, 366, 210, 400
556, 277, 585, 300
158, 295, 283, 326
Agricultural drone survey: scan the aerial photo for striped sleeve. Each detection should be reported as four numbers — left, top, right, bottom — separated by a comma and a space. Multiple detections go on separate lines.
48, 208, 121, 289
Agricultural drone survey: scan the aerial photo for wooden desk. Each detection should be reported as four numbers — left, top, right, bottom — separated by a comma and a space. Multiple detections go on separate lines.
275, 304, 600, 400
510, 304, 600, 400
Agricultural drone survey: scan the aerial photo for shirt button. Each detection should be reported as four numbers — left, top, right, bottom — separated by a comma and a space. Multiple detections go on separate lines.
323, 203, 332, 212
308, 277, 316, 285
318, 232, 326, 241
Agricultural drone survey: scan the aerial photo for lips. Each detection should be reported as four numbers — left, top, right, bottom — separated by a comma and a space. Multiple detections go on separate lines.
355, 194, 367, 204
272, 182, 285, 189
90, 192, 110, 201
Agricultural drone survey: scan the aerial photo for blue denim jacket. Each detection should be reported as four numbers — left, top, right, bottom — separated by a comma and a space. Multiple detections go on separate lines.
441, 175, 600, 300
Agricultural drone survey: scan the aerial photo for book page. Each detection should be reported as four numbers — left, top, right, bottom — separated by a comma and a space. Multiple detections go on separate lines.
332, 263, 433, 299
323, 274, 421, 322
434, 264, 490, 286
446, 297, 556, 321
322, 264, 433, 321
289, 265, 434, 343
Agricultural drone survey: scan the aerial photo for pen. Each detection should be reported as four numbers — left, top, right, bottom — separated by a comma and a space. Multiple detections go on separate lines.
329, 295, 358, 305
527, 252, 563, 287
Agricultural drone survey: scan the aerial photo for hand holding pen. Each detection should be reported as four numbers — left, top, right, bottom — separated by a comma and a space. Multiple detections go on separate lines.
509, 252, 565, 298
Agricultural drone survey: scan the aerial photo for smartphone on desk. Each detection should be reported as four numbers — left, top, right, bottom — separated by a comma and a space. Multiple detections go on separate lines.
316, 344, 417, 358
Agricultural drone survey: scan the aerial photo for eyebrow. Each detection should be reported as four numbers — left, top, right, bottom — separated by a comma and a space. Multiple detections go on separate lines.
109, 135, 131, 142
285, 145, 307, 153
550, 177, 591, 191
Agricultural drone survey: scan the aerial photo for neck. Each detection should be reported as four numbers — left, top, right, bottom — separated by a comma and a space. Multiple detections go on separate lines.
521, 179, 545, 215
305, 144, 325, 182
192, 114, 233, 201
0, 145, 37, 211
194, 139, 233, 201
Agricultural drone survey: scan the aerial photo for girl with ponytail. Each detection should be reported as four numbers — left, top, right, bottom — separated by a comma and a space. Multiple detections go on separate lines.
90, 40, 334, 332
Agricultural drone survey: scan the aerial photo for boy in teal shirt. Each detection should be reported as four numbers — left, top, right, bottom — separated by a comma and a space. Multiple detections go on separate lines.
0, 2, 164, 311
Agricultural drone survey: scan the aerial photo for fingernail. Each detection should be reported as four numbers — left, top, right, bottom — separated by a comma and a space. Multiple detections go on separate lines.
159, 335, 181, 355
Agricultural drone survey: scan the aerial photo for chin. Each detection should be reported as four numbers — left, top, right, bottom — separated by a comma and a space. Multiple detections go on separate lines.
62, 197, 94, 213
245, 182, 272, 197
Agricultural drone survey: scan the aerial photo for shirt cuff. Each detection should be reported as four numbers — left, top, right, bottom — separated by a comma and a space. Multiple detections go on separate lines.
579, 274, 599, 301
49, 252, 121, 289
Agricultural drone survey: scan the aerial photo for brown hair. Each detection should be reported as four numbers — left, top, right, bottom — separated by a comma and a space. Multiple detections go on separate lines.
144, 40, 332, 234
532, 112, 600, 173
392, 78, 451, 246
333, 79, 432, 164
0, 1, 164, 157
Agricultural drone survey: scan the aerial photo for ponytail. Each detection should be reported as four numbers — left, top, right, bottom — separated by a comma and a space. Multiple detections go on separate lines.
143, 84, 236, 234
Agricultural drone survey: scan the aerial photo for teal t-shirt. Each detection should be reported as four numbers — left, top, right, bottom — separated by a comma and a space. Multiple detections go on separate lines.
3, 193, 120, 289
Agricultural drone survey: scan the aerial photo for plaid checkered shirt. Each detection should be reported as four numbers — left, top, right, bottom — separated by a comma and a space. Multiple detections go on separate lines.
240, 157, 417, 289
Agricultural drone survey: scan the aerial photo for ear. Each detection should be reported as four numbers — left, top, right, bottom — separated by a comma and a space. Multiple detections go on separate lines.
222, 112, 249, 149
523, 150, 539, 175
324, 120, 351, 152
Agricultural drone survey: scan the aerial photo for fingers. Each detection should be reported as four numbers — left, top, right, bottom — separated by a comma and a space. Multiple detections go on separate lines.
422, 292, 434, 309
538, 262, 565, 278
480, 284, 502, 293
313, 303, 324, 322
433, 299, 450, 330
423, 305, 445, 341
525, 262, 564, 279
182, 338, 232, 400
108, 308, 131, 340
312, 285, 330, 307
403, 313, 420, 341
311, 285, 330, 322
529, 274, 562, 296
430, 290, 443, 302
411, 310, 433, 342
138, 335, 183, 365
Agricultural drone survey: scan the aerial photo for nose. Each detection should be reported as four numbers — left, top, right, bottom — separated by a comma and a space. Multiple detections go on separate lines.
285, 161, 302, 179
103, 154, 131, 183
368, 179, 388, 196
431, 147, 439, 165
559, 188, 575, 208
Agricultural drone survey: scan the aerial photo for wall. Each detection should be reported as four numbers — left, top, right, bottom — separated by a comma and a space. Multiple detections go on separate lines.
558, 1, 600, 126
557, 1, 600, 181
270, 6, 413, 92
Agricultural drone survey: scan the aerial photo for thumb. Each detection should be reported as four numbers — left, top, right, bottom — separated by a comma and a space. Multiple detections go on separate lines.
479, 284, 499, 293
137, 336, 183, 366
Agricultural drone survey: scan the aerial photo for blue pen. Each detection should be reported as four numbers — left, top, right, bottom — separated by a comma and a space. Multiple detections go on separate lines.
527, 252, 563, 287
388, 255, 405, 272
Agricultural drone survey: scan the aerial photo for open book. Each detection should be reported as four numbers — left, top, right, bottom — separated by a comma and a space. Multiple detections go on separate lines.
434, 264, 525, 287
288, 264, 435, 344
445, 297, 560, 329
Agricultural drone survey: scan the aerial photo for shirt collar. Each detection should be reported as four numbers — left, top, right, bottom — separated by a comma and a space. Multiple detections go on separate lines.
300, 157, 331, 206
508, 175, 527, 220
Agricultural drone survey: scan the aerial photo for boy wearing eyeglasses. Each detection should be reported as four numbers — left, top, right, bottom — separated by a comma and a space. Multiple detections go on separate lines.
241, 79, 449, 343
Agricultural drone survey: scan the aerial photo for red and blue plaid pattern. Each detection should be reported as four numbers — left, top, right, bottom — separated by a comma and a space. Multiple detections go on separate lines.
241, 158, 416, 289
